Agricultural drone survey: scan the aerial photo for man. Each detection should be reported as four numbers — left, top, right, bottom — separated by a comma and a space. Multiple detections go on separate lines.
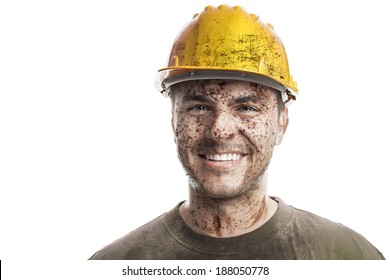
90, 5, 384, 260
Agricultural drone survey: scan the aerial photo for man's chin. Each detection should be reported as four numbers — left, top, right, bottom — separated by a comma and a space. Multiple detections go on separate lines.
190, 180, 245, 200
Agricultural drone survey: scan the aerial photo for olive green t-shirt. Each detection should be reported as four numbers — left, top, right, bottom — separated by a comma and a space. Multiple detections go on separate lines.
89, 197, 384, 260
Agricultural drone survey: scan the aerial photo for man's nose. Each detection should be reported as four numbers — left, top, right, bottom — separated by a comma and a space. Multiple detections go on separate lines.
207, 110, 236, 141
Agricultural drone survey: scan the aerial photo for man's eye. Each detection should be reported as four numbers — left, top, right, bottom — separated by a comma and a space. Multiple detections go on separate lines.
238, 106, 258, 112
188, 105, 209, 112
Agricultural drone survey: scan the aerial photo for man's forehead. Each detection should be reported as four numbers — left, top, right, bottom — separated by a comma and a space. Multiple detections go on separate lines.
172, 80, 274, 97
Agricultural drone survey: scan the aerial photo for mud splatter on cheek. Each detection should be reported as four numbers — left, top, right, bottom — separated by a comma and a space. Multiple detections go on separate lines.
240, 117, 256, 130
240, 118, 263, 139
176, 122, 194, 152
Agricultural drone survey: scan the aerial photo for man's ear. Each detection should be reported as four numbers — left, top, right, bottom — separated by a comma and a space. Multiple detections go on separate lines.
171, 112, 177, 144
275, 107, 289, 145
170, 92, 178, 144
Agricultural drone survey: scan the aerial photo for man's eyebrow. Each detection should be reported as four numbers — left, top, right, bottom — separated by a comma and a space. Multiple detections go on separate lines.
232, 95, 261, 104
180, 94, 262, 104
181, 94, 210, 103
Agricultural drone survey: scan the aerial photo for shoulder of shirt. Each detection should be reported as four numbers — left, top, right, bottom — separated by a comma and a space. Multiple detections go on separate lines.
280, 200, 385, 259
89, 212, 167, 260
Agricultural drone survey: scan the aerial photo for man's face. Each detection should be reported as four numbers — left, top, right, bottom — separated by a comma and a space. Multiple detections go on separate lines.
171, 80, 288, 199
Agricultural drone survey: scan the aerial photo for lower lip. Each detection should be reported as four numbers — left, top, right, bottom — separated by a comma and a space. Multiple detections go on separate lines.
199, 155, 244, 169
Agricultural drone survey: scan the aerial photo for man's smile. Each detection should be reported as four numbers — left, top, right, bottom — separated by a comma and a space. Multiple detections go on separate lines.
197, 152, 248, 170
199, 153, 244, 162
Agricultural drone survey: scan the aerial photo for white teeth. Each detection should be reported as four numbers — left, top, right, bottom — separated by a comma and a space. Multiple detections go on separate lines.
205, 153, 241, 161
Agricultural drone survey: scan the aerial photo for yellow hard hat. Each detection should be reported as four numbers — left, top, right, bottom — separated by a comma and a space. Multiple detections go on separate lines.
157, 4, 298, 102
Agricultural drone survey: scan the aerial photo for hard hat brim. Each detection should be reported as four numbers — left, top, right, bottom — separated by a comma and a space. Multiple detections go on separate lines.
157, 68, 298, 103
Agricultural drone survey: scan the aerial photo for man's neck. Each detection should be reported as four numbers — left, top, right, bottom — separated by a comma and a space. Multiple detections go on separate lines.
179, 182, 278, 238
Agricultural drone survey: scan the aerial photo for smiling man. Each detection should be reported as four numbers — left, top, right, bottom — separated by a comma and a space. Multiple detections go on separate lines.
171, 80, 283, 239
89, 5, 384, 260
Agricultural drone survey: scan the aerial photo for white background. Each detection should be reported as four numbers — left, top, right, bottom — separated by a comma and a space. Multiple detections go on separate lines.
1, 0, 389, 278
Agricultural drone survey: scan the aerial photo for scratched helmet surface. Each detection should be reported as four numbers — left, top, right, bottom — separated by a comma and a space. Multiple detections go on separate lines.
157, 5, 298, 101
